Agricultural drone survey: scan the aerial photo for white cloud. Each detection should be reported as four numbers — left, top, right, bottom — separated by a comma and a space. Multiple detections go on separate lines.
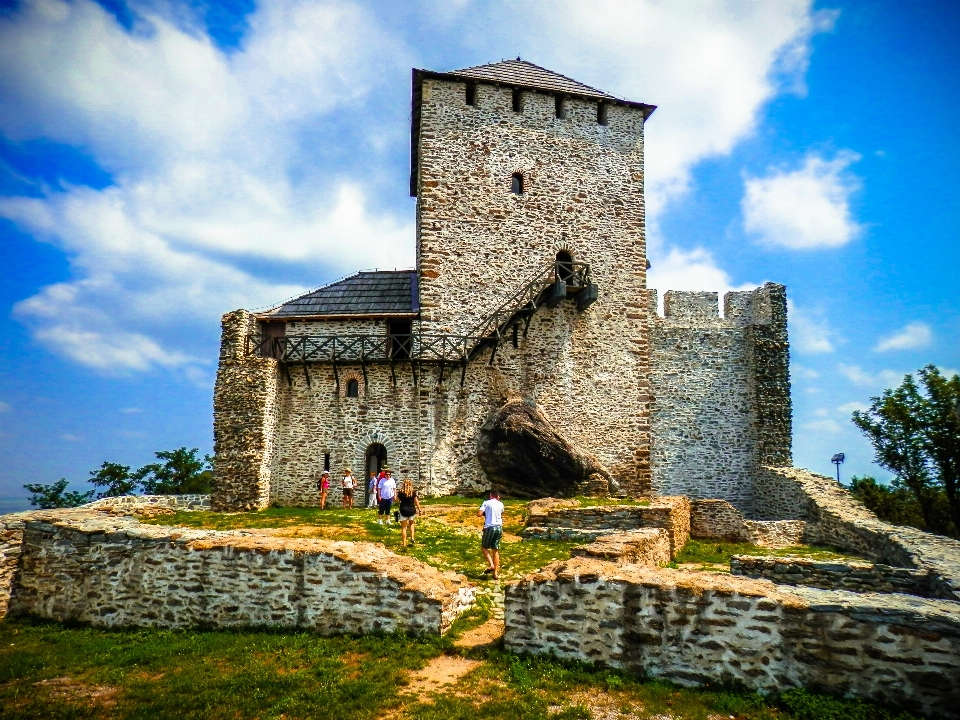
743, 151, 864, 249
789, 301, 838, 354
0, 0, 833, 372
874, 322, 933, 352
803, 419, 843, 434
61, 433, 81, 442
646, 247, 756, 297
792, 363, 820, 380
838, 364, 904, 388
0, 0, 413, 373
837, 401, 869, 414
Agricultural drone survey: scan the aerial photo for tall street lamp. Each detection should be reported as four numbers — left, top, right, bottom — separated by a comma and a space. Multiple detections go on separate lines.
831, 453, 845, 484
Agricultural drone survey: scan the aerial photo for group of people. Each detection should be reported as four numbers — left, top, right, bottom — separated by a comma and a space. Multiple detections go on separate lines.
316, 467, 504, 577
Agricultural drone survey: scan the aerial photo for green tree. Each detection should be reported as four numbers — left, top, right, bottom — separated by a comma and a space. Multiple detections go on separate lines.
135, 447, 213, 495
88, 461, 138, 498
852, 365, 960, 536
23, 479, 95, 509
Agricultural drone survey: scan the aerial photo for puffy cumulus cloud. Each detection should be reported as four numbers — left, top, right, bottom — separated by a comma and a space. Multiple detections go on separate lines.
0, 0, 414, 374
0, 0, 834, 373
788, 300, 839, 354
647, 247, 755, 296
874, 321, 933, 352
742, 151, 864, 249
802, 418, 843, 434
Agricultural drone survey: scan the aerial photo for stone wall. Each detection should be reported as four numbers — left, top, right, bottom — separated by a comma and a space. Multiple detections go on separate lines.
1, 510, 474, 635
504, 558, 960, 719
731, 555, 939, 597
754, 466, 960, 600
691, 498, 806, 549
82, 494, 211, 511
648, 284, 791, 507
212, 310, 278, 512
524, 497, 690, 555
0, 514, 23, 619
570, 529, 670, 566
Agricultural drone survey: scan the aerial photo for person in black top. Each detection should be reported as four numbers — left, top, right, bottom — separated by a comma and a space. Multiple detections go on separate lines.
396, 478, 421, 548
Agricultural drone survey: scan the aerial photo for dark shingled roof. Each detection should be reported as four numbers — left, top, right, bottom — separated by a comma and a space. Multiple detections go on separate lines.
451, 59, 620, 101
258, 270, 419, 319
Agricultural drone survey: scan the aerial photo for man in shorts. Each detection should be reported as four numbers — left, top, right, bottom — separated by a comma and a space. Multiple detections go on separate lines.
377, 469, 397, 524
477, 489, 504, 579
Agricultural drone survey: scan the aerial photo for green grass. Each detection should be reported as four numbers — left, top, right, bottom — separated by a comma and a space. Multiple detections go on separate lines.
673, 538, 868, 569
143, 503, 574, 585
0, 618, 921, 720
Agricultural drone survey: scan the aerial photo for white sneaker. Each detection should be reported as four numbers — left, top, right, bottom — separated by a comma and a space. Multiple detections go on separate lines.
387, 519, 393, 524
378, 519, 383, 524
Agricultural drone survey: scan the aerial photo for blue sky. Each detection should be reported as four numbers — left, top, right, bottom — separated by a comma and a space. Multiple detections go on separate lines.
0, 0, 957, 513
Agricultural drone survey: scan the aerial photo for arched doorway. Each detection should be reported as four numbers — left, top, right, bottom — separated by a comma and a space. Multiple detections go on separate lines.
365, 443, 387, 504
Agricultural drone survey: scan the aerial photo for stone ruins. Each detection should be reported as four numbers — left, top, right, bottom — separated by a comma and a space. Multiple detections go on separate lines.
1, 60, 957, 717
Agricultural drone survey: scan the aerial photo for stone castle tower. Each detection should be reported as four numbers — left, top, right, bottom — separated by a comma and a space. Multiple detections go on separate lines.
212, 60, 791, 514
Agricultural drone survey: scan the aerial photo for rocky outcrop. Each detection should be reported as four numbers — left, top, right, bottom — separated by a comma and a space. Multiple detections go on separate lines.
476, 399, 620, 498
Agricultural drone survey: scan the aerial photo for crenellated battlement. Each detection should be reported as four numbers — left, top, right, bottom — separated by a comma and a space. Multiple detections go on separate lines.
649, 283, 787, 328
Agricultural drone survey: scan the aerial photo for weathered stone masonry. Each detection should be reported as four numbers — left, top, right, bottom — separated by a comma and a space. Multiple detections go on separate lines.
0, 510, 474, 635
505, 559, 960, 719
211, 61, 793, 511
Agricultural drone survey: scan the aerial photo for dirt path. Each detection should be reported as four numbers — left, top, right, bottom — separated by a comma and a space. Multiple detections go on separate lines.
405, 655, 481, 697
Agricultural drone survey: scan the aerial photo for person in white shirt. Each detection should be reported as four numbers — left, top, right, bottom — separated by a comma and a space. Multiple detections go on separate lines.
341, 469, 356, 509
477, 489, 505, 580
376, 469, 397, 524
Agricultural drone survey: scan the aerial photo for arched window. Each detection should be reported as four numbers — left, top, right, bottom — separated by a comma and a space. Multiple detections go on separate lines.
556, 251, 574, 284
511, 173, 524, 194
346, 378, 359, 397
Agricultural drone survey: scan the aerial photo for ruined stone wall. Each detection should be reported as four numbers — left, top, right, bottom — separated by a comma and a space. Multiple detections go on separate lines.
415, 77, 651, 495
524, 497, 690, 555
0, 514, 23, 619
570, 529, 671, 566
505, 558, 960, 719
82, 494, 210, 511
691, 498, 806, 548
212, 310, 279, 512
731, 555, 939, 597
755, 466, 960, 600
649, 284, 791, 509
2, 510, 475, 634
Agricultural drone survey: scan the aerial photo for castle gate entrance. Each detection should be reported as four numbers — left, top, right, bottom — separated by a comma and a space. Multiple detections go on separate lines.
365, 443, 387, 504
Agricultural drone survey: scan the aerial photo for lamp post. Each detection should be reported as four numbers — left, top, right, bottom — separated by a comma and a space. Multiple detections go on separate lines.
831, 453, 845, 484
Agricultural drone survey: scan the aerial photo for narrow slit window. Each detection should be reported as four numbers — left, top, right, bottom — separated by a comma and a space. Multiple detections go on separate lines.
597, 102, 608, 125
512, 88, 523, 113
465, 82, 476, 107
555, 95, 565, 119
323, 453, 331, 471
511, 173, 524, 194
346, 379, 359, 397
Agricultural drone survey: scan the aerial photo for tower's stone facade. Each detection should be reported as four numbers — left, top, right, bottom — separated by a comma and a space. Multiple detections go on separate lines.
211, 61, 791, 515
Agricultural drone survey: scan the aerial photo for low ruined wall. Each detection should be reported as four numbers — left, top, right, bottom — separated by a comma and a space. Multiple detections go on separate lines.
82, 494, 211, 512
505, 558, 960, 719
0, 515, 24, 619
570, 529, 671, 567
731, 555, 938, 597
755, 466, 960, 600
525, 497, 690, 555
1, 510, 474, 635
690, 498, 806, 548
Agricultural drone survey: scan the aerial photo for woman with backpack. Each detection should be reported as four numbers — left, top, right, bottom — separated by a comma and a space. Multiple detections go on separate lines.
396, 478, 421, 548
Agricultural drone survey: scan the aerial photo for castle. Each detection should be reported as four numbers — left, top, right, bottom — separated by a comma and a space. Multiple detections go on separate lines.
211, 59, 791, 513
